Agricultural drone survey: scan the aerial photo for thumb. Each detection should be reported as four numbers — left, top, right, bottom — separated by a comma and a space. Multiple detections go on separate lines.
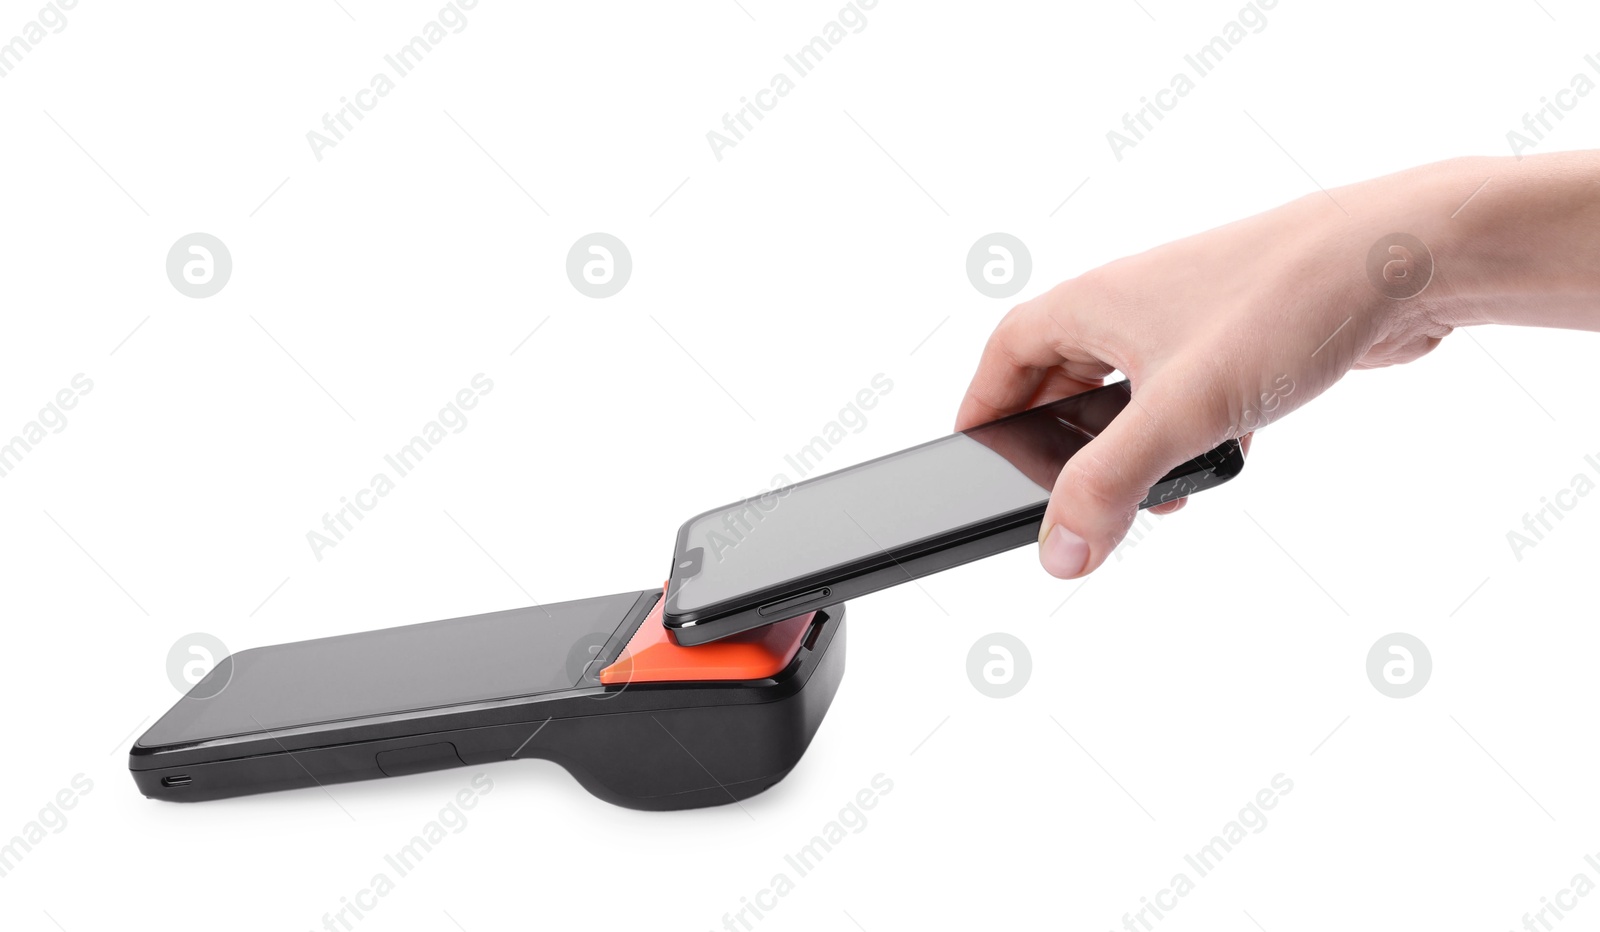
1038, 380, 1226, 578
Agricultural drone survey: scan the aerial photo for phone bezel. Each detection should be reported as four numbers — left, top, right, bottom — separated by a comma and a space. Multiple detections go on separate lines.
663, 382, 1243, 644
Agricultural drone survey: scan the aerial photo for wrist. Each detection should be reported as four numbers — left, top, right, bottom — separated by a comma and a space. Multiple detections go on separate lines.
1405, 153, 1600, 330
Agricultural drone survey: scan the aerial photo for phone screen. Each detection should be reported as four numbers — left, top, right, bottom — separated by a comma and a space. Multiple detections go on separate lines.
141, 590, 645, 746
667, 383, 1131, 617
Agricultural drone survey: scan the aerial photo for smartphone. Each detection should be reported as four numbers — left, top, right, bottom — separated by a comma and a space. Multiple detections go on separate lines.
130, 588, 846, 810
663, 381, 1244, 645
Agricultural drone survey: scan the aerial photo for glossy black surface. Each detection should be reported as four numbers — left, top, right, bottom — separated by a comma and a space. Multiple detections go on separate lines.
142, 590, 645, 746
665, 382, 1244, 644
130, 592, 848, 811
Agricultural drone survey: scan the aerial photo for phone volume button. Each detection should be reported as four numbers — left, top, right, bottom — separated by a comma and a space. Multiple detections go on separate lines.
759, 587, 831, 617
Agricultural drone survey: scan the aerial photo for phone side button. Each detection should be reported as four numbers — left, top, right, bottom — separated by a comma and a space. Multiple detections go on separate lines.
759, 587, 831, 617
376, 742, 465, 777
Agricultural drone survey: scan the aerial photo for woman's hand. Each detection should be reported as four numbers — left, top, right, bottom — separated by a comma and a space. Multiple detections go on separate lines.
957, 153, 1600, 579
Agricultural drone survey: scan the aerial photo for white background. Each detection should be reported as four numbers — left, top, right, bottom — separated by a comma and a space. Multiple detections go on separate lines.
2, 1, 1598, 930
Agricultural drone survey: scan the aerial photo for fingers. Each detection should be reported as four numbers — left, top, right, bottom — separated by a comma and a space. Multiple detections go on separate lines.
1139, 432, 1253, 517
1038, 377, 1226, 578
955, 286, 1117, 431
958, 283, 1245, 579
